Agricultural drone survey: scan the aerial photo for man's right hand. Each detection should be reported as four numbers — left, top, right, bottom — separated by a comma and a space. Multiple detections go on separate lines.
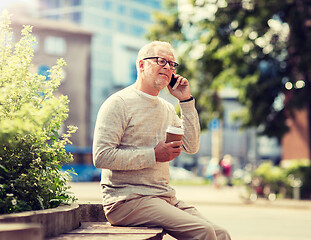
154, 140, 183, 162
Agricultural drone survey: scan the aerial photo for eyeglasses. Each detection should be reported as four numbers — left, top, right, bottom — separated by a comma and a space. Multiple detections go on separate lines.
142, 57, 179, 70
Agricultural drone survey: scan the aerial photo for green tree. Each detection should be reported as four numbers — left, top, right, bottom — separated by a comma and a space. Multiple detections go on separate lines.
0, 11, 77, 213
147, 0, 311, 144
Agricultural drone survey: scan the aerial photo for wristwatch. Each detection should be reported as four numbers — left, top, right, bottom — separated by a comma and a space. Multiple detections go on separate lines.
180, 95, 194, 103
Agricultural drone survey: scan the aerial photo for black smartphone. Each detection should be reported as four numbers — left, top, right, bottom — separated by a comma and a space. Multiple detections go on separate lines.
169, 74, 179, 90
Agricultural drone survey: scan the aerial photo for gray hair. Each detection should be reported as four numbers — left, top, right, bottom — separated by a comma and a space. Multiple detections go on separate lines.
136, 41, 175, 70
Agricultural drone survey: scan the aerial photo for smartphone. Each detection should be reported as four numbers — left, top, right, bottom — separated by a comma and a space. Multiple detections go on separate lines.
169, 74, 179, 90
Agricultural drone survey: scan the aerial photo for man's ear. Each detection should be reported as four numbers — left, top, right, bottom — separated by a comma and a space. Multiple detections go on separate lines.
139, 60, 144, 71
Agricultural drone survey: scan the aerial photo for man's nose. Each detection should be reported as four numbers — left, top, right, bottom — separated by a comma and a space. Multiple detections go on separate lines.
163, 61, 170, 69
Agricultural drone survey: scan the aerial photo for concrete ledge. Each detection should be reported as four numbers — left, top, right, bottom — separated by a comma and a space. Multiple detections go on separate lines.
78, 203, 107, 222
0, 204, 80, 238
0, 223, 43, 240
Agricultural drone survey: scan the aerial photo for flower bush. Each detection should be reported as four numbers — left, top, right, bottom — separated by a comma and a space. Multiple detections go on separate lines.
0, 11, 77, 214
251, 160, 311, 199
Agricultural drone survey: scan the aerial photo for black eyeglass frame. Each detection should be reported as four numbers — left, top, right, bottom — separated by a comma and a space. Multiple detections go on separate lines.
142, 57, 179, 70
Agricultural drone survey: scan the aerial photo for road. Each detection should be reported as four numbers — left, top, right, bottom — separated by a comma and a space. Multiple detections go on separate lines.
69, 182, 311, 240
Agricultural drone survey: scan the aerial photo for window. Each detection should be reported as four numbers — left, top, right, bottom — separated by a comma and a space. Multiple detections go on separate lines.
72, 0, 81, 6
118, 21, 126, 33
103, 0, 113, 10
117, 4, 126, 15
103, 18, 112, 29
44, 36, 67, 55
41, 0, 60, 9
72, 11, 81, 23
130, 25, 145, 37
131, 9, 150, 22
132, 0, 162, 9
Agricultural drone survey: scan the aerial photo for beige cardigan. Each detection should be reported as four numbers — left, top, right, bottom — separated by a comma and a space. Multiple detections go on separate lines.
93, 85, 200, 205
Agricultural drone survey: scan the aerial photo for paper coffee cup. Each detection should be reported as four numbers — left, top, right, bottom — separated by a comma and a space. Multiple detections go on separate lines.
165, 126, 184, 143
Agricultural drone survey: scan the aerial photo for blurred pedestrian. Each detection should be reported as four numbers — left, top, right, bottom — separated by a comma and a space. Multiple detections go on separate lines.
206, 157, 221, 188
220, 155, 233, 186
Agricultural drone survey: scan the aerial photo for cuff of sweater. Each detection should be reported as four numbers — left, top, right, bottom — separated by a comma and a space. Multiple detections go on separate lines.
179, 97, 195, 110
147, 148, 157, 166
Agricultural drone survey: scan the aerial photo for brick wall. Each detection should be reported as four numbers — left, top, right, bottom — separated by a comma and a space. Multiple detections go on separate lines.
281, 107, 310, 162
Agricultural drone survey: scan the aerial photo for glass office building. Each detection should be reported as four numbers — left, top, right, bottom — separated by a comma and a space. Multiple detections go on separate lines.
38, 0, 163, 139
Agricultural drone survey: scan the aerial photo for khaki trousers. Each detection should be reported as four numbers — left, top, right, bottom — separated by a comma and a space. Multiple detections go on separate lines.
104, 196, 231, 240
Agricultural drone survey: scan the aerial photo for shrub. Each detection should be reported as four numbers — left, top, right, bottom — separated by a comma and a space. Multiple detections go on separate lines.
285, 160, 311, 199
252, 160, 311, 199
0, 11, 77, 214
253, 161, 289, 198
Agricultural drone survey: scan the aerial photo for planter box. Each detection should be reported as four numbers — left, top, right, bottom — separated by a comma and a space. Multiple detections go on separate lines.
0, 203, 80, 238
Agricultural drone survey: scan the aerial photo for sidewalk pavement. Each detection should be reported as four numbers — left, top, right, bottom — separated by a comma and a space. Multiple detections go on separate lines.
173, 185, 311, 210
69, 182, 311, 210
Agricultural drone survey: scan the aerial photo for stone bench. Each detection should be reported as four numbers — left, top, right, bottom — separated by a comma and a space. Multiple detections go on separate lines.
49, 221, 164, 240
50, 203, 164, 240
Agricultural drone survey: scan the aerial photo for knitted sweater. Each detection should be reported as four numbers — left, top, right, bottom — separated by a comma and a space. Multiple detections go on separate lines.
93, 85, 200, 205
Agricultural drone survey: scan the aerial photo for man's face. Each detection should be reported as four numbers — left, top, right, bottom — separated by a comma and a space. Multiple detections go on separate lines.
142, 46, 175, 91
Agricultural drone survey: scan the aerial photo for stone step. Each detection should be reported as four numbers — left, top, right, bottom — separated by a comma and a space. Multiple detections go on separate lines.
48, 222, 164, 240
0, 223, 43, 240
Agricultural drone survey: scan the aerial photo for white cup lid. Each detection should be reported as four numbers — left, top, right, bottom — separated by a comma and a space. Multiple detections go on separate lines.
166, 125, 184, 135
